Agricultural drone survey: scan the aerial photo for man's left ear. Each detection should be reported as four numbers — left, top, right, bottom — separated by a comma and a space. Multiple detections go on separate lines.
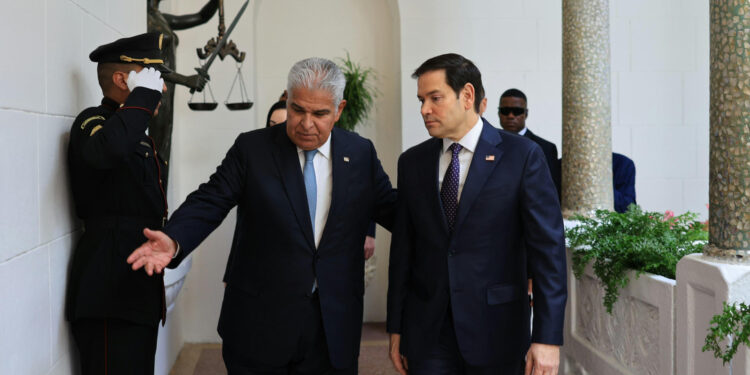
462, 83, 475, 111
112, 71, 130, 92
334, 99, 347, 122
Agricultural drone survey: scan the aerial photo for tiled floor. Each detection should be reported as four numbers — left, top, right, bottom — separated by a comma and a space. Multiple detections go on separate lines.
170, 323, 398, 375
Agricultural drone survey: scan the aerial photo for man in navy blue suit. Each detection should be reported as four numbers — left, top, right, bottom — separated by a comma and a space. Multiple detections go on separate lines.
127, 57, 396, 374
387, 54, 567, 375
612, 152, 636, 213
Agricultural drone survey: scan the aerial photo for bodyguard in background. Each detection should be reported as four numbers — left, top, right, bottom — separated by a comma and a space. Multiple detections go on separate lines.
127, 57, 397, 374
66, 33, 169, 374
498, 88, 561, 199
498, 88, 561, 305
388, 54, 567, 375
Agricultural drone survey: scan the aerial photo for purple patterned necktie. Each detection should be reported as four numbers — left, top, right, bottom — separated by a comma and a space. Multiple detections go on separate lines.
441, 143, 462, 231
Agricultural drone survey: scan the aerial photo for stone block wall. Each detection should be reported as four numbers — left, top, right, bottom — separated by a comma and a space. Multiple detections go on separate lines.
0, 2, 143, 373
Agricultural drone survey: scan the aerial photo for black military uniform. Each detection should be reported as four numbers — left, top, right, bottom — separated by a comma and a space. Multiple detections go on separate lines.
66, 33, 170, 375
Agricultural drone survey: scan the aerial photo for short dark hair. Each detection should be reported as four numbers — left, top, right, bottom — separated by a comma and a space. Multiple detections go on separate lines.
500, 88, 527, 104
96, 62, 139, 93
265, 100, 287, 128
412, 53, 485, 113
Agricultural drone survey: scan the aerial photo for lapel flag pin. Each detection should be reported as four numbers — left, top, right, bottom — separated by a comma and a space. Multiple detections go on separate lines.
343, 156, 350, 162
486, 155, 495, 161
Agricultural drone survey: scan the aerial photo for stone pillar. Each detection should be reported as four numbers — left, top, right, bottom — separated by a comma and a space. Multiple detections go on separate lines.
561, 0, 613, 217
682, 3, 750, 373
704, 1, 750, 259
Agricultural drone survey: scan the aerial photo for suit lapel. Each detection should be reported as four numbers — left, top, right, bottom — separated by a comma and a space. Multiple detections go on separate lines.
424, 137, 450, 235
454, 120, 503, 232
524, 129, 536, 143
272, 125, 316, 250
319, 129, 349, 248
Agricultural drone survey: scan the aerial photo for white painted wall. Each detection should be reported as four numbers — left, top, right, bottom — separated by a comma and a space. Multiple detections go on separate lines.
398, 0, 709, 219
611, 0, 709, 219
0, 1, 143, 373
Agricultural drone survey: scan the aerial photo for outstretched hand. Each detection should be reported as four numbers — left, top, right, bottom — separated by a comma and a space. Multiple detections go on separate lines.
127, 228, 177, 276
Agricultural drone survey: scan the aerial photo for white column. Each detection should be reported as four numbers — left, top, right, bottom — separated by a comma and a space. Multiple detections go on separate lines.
676, 254, 750, 375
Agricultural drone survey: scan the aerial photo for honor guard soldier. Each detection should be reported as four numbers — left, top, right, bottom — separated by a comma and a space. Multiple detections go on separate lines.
66, 32, 170, 375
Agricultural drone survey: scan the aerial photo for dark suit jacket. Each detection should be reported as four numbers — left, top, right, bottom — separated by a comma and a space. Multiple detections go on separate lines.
387, 119, 567, 366
164, 123, 396, 368
524, 129, 561, 198
612, 152, 636, 213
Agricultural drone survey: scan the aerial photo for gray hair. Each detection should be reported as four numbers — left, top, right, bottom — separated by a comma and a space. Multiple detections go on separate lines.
287, 57, 346, 107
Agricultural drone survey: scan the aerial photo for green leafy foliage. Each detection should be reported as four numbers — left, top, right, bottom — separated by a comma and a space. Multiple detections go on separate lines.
567, 205, 708, 313
336, 52, 377, 131
703, 302, 750, 365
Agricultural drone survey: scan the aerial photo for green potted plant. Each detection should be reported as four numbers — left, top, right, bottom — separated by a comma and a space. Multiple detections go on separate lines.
335, 53, 380, 287
566, 205, 708, 313
704, 301, 750, 365
336, 52, 377, 131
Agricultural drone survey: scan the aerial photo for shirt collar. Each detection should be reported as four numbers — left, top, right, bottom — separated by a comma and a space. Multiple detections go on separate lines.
518, 126, 528, 136
101, 96, 119, 111
297, 132, 332, 160
443, 116, 483, 154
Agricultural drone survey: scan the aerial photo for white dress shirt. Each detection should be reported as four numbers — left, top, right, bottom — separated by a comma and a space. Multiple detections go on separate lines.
297, 135, 332, 248
438, 116, 483, 203
517, 126, 528, 136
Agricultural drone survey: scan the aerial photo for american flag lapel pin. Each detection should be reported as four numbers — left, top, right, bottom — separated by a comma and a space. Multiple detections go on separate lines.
486, 155, 495, 161
343, 156, 350, 162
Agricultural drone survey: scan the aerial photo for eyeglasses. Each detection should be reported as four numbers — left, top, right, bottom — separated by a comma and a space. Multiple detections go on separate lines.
498, 107, 526, 116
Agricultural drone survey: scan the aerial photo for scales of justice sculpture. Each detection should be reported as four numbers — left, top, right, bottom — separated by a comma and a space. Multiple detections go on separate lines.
147, 0, 252, 188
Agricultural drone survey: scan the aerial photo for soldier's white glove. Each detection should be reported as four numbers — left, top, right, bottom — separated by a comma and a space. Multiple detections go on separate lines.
127, 67, 164, 93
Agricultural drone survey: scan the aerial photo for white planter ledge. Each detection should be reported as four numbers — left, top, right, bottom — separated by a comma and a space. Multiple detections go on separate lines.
562, 251, 675, 375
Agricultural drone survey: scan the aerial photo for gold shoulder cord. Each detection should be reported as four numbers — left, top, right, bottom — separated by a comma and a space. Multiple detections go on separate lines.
119, 55, 164, 65
80, 115, 105, 131
90, 125, 103, 136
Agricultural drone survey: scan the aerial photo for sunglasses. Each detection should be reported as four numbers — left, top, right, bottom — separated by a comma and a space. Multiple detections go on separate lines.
498, 107, 526, 116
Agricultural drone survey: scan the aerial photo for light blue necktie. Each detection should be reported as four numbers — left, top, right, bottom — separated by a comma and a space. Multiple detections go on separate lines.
303, 149, 317, 232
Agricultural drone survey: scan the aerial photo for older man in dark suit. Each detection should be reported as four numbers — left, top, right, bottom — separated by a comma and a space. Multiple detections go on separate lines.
388, 54, 567, 375
128, 57, 396, 374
